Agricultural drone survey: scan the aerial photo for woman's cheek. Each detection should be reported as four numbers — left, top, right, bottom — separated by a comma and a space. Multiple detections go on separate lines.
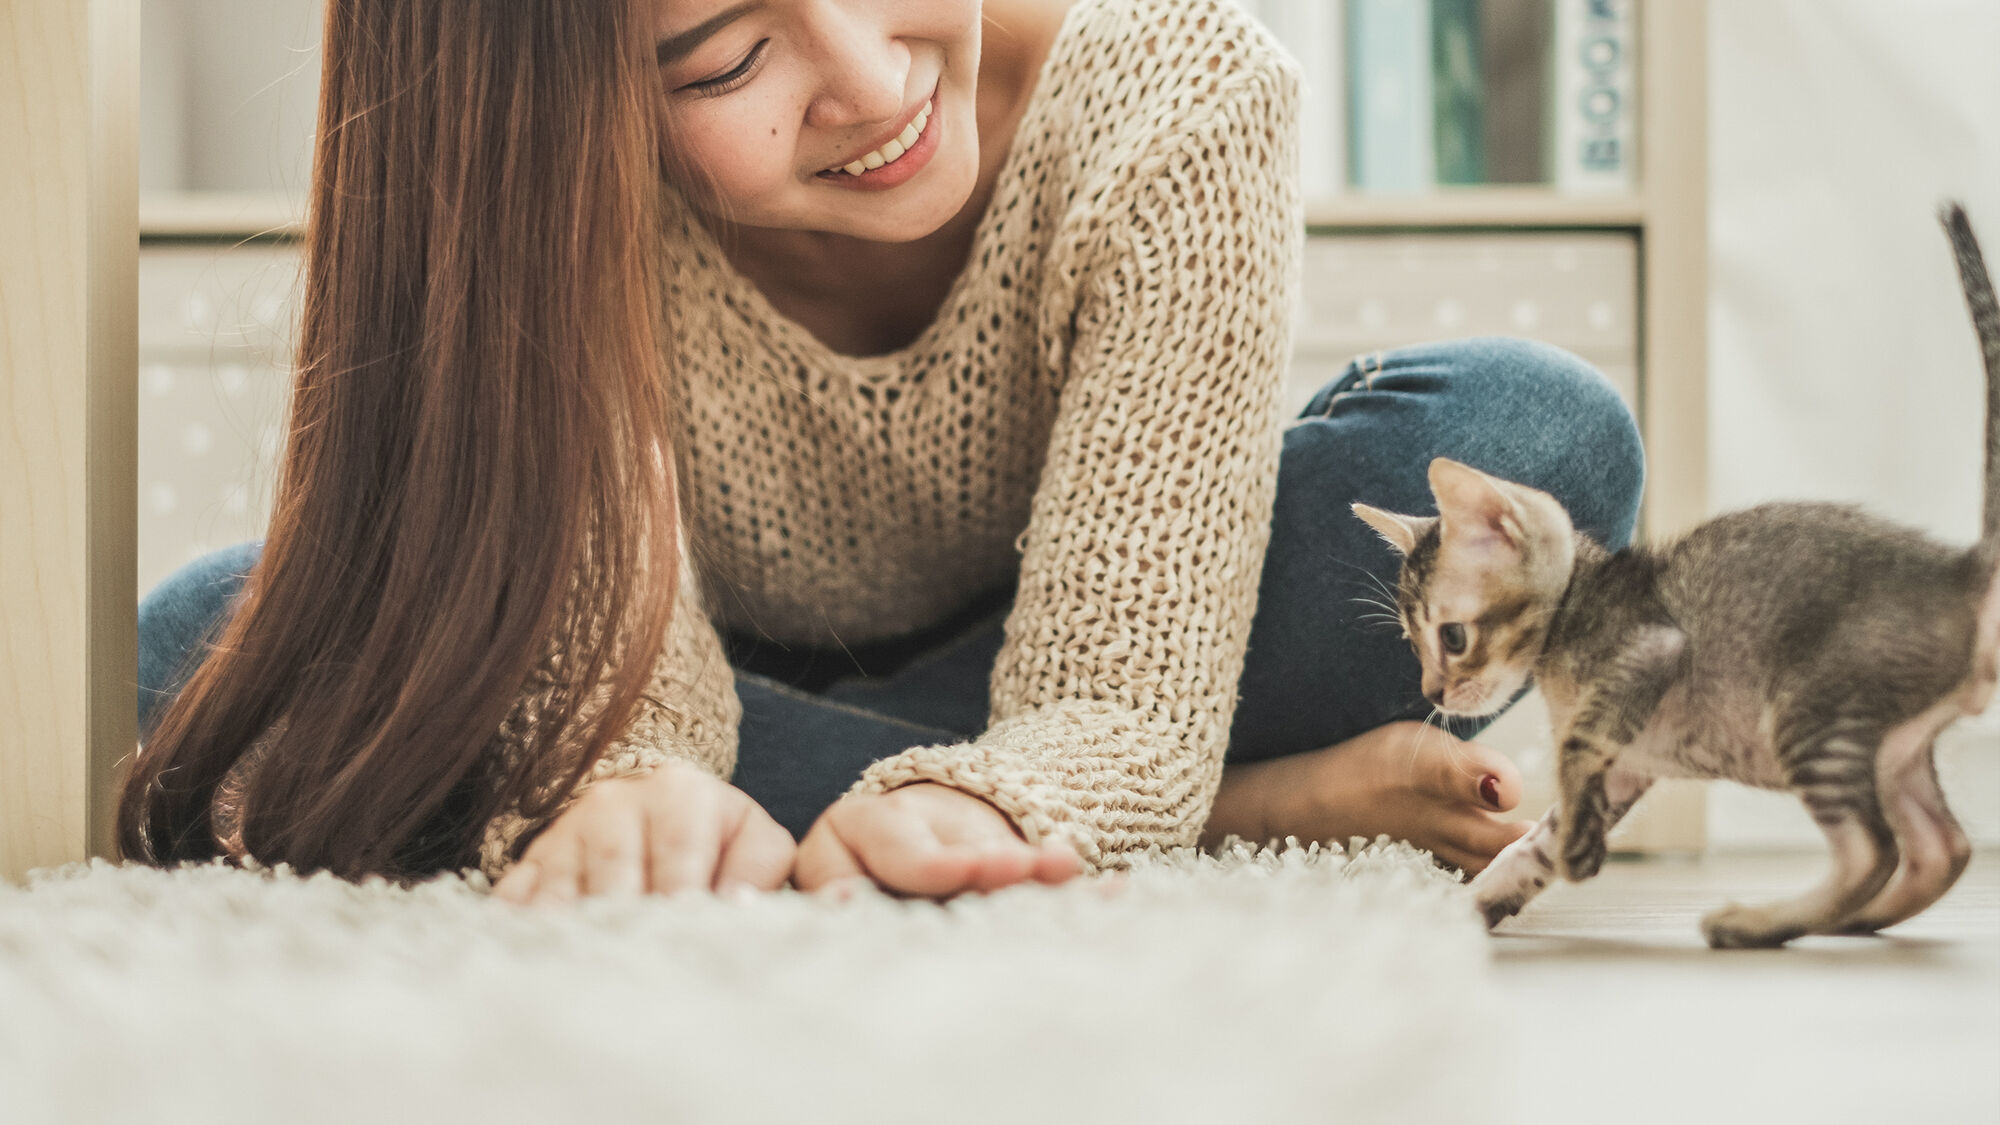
670, 100, 805, 210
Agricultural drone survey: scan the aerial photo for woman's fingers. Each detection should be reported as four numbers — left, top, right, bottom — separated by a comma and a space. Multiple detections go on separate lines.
646, 781, 725, 896
1028, 839, 1084, 884
491, 859, 540, 905
791, 816, 871, 892
524, 831, 584, 905
832, 800, 981, 898
713, 804, 796, 892
579, 794, 648, 898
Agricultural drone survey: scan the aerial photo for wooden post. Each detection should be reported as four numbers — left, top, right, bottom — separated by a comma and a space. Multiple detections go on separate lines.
1617, 0, 1711, 852
1, 0, 140, 881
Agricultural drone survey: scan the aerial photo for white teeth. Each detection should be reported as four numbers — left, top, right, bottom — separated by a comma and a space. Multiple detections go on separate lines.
829, 100, 933, 176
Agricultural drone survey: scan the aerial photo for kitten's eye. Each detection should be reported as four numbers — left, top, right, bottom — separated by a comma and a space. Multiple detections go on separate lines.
1439, 623, 1468, 655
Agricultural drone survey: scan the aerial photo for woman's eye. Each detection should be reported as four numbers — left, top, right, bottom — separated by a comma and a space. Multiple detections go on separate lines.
686, 40, 768, 95
1439, 623, 1468, 655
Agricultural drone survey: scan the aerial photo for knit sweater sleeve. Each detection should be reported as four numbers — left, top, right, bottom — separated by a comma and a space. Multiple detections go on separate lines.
476, 552, 741, 881
848, 42, 1303, 867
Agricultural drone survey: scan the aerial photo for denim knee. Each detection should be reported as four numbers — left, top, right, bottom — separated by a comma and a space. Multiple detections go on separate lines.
137, 540, 263, 739
1443, 336, 1645, 550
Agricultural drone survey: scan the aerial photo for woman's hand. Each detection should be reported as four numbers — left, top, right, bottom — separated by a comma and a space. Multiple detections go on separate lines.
792, 782, 1082, 898
491, 759, 795, 906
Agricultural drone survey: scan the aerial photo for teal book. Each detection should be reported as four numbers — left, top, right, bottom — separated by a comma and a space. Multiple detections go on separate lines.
1346, 0, 1434, 193
1431, 0, 1485, 184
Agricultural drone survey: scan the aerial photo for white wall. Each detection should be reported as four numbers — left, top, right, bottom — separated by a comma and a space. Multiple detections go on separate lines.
1708, 0, 2000, 847
140, 0, 320, 193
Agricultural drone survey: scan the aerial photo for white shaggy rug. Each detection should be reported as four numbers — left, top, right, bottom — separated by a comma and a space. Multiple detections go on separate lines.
0, 839, 1504, 1124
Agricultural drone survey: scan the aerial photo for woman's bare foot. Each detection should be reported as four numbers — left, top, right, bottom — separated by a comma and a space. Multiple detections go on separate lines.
1203, 721, 1534, 874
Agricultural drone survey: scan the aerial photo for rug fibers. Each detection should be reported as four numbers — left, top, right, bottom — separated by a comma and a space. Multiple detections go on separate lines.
0, 838, 1504, 1124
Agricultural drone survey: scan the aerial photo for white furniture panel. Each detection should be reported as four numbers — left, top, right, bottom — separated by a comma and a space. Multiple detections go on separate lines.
136, 244, 300, 597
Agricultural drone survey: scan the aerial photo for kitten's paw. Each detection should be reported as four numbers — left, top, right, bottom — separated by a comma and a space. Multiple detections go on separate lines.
1469, 868, 1545, 930
1556, 823, 1606, 882
1476, 892, 1524, 930
1700, 903, 1804, 949
1555, 780, 1609, 882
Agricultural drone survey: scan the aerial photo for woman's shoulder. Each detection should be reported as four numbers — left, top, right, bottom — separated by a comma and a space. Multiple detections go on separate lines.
1045, 0, 1297, 114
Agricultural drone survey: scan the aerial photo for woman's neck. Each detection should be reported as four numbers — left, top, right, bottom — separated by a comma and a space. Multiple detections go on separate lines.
720, 0, 1070, 357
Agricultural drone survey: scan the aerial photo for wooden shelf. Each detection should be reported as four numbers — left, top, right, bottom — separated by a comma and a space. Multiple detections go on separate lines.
142, 187, 1645, 238
1305, 187, 1647, 229
140, 191, 303, 238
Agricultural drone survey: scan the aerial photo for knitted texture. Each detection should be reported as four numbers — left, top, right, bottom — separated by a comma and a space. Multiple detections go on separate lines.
480, 0, 1301, 875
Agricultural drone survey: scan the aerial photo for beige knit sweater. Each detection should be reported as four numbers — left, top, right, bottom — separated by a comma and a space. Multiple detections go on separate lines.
477, 0, 1302, 881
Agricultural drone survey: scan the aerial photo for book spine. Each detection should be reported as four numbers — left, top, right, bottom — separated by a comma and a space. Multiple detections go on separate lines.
1478, 0, 1551, 184
1549, 0, 1636, 193
1346, 0, 1435, 194
1430, 0, 1485, 184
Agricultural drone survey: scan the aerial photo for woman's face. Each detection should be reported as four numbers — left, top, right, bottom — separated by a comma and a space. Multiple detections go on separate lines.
650, 0, 984, 243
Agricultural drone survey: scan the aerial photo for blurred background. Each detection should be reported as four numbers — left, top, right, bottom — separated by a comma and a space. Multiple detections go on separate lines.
136, 0, 2000, 851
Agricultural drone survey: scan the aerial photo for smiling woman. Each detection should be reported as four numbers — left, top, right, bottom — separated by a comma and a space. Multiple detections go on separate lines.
126, 0, 1645, 905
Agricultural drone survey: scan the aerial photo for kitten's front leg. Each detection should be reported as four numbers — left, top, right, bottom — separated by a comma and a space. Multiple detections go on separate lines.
1552, 626, 1686, 881
1469, 764, 1655, 929
1468, 808, 1559, 928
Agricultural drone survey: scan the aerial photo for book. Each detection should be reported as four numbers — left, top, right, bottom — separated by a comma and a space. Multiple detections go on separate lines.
1479, 0, 1552, 184
1548, 0, 1637, 193
1346, 0, 1435, 194
1431, 0, 1485, 185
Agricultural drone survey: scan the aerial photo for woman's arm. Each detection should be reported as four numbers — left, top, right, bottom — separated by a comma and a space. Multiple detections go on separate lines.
843, 37, 1304, 869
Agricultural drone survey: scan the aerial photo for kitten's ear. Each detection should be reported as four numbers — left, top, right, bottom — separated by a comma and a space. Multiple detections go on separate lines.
1428, 458, 1525, 550
1352, 503, 1432, 556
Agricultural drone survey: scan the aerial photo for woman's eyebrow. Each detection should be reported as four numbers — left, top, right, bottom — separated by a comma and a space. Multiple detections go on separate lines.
656, 3, 760, 66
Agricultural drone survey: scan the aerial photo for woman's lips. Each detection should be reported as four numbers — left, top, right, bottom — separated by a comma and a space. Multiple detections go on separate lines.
813, 87, 942, 192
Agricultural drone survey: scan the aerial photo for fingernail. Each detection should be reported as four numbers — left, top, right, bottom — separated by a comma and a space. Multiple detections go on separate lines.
1480, 774, 1502, 809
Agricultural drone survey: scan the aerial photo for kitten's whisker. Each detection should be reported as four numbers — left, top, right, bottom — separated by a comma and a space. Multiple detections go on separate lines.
1331, 557, 1403, 605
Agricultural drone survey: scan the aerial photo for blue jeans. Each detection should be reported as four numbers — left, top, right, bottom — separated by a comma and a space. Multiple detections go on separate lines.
136, 338, 1644, 841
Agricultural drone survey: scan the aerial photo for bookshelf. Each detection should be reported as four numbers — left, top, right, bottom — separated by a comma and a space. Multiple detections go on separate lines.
125, 0, 1710, 855
1287, 0, 1710, 852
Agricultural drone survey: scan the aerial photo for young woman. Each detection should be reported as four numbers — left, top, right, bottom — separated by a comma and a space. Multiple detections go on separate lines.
123, 0, 1644, 906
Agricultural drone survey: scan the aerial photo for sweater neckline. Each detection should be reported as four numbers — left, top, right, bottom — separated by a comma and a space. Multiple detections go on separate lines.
673, 5, 1084, 376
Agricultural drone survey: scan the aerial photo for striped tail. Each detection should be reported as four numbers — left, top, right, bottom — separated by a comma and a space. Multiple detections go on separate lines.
1942, 202, 2000, 540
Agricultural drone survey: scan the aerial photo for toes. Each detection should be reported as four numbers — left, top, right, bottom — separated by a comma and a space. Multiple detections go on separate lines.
1459, 813, 1533, 859
1417, 739, 1524, 813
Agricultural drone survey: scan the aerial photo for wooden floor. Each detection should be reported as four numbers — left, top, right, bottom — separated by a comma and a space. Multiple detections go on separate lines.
1490, 850, 2000, 1123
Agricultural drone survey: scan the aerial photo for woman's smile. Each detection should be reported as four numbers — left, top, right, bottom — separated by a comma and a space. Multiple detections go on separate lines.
814, 85, 942, 191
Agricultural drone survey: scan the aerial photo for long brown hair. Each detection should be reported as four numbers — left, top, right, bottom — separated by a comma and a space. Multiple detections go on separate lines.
117, 0, 682, 881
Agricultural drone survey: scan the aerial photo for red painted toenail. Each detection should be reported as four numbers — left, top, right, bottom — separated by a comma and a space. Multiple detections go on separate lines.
1480, 775, 1502, 809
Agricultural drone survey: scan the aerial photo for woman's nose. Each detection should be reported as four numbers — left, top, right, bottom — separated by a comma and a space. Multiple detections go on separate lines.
802, 11, 910, 130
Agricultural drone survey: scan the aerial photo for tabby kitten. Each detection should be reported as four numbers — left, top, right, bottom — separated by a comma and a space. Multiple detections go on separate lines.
1352, 203, 2000, 948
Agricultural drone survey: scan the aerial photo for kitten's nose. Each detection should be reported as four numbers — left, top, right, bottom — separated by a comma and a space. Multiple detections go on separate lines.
1424, 687, 1444, 707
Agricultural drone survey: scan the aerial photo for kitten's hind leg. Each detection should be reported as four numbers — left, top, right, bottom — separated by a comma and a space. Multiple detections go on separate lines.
1841, 739, 1972, 933
1471, 765, 1655, 929
1701, 717, 1899, 948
